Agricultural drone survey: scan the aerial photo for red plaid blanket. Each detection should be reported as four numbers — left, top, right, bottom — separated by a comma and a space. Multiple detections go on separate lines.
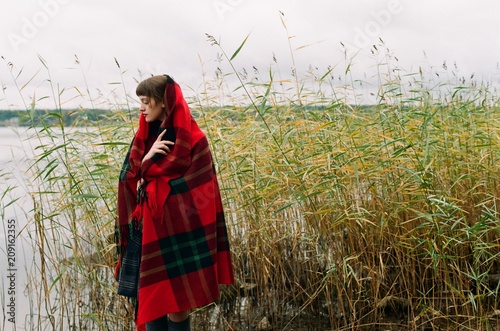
115, 76, 234, 328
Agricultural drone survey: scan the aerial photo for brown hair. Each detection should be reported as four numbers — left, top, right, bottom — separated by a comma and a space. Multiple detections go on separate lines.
135, 75, 168, 104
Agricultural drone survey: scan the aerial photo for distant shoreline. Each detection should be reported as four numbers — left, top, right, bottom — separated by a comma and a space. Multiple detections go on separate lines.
0, 108, 119, 127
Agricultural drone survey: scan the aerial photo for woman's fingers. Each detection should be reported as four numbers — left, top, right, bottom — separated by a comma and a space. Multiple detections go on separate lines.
156, 129, 167, 141
153, 140, 174, 154
143, 135, 175, 161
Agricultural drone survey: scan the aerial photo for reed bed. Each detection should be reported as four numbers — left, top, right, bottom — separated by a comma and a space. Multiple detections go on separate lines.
1, 39, 500, 330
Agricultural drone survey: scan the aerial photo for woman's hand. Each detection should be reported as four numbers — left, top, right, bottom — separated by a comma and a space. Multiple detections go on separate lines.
142, 130, 175, 163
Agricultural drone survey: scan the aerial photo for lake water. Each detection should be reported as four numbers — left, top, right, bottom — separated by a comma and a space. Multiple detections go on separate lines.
0, 126, 94, 331
1, 125, 138, 331
1, 126, 114, 331
0, 126, 37, 331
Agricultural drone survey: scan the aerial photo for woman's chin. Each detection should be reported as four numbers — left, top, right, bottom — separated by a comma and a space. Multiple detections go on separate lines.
143, 114, 164, 122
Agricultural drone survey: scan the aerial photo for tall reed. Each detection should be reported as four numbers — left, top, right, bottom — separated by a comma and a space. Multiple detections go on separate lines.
1, 35, 499, 331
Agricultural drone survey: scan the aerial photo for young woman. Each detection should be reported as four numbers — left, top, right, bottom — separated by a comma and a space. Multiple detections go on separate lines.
115, 75, 234, 331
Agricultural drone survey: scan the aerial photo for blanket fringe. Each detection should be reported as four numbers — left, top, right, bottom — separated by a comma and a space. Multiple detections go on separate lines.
116, 213, 142, 255
146, 182, 166, 223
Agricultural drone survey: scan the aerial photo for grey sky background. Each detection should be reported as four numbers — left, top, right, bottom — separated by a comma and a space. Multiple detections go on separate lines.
0, 0, 499, 109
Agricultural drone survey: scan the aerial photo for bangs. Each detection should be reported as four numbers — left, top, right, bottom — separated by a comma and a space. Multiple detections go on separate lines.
136, 75, 168, 103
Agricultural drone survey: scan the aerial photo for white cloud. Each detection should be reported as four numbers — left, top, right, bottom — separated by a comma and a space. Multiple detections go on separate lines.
1, 0, 499, 109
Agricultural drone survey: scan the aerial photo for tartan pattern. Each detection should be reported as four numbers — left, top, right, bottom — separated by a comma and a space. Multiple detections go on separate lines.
117, 227, 142, 297
152, 226, 213, 279
115, 76, 234, 329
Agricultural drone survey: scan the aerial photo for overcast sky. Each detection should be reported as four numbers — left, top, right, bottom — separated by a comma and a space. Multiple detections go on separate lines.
0, 0, 499, 109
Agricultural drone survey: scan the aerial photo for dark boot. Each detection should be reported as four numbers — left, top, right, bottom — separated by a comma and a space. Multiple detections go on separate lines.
167, 316, 190, 331
146, 314, 169, 331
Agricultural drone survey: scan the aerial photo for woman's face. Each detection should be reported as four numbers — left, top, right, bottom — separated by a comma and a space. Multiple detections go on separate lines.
139, 96, 166, 122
